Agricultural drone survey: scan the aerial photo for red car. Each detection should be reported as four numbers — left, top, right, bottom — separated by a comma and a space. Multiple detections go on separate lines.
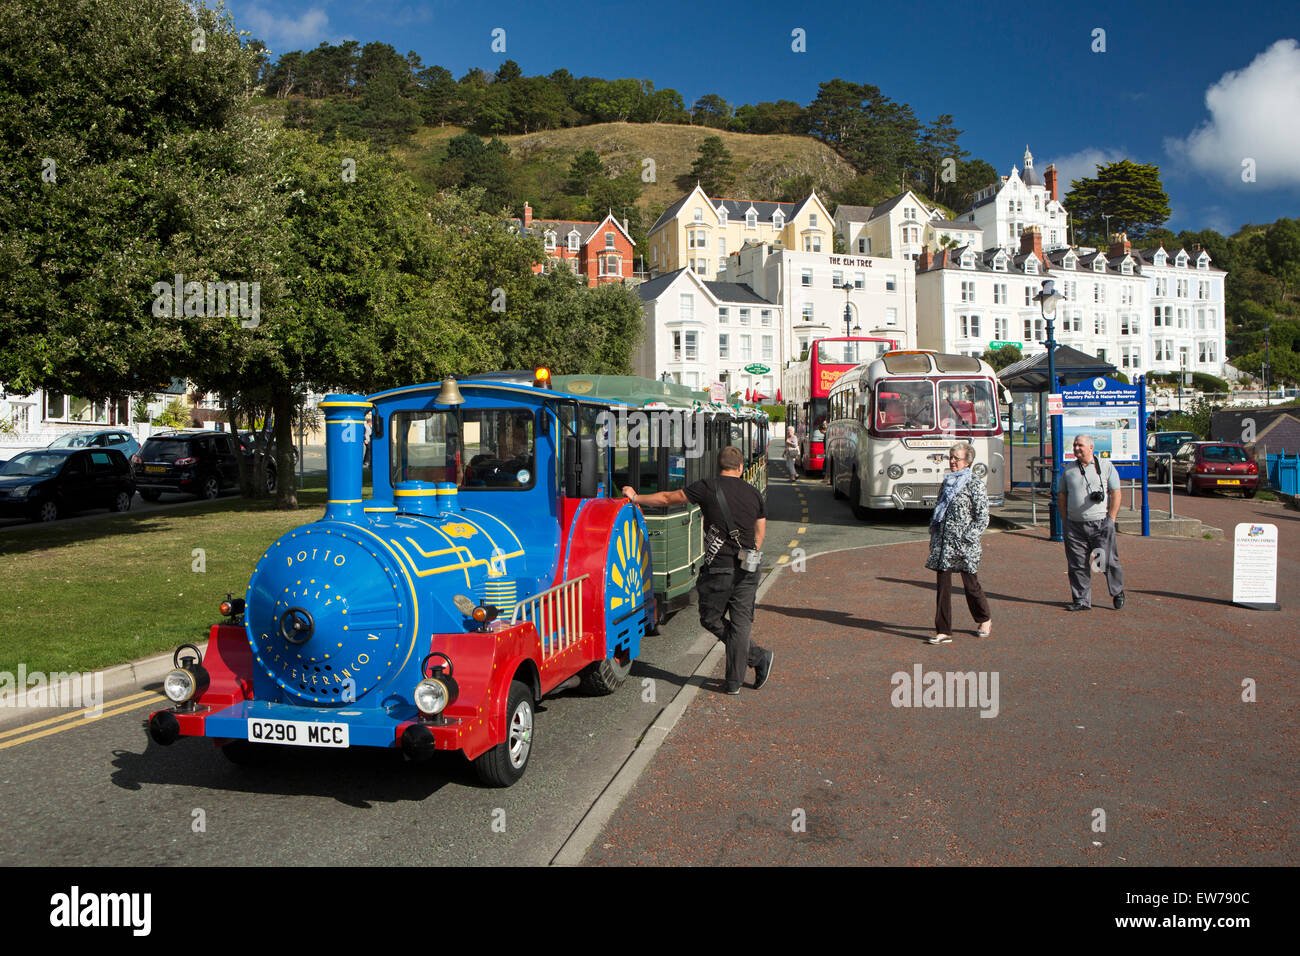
1170, 441, 1259, 497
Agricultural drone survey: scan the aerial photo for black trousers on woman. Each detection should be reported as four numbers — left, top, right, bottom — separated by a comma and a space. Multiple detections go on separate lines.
935, 570, 990, 634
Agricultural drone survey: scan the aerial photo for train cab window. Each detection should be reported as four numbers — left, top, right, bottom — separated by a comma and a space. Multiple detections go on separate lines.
391, 408, 535, 490
937, 380, 997, 430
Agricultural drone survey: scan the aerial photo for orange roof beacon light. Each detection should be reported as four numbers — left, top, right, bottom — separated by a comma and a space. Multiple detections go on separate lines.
534, 367, 552, 389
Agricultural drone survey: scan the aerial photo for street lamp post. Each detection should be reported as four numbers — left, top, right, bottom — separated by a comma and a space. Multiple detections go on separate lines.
1033, 279, 1065, 542
842, 282, 862, 363
1263, 325, 1271, 405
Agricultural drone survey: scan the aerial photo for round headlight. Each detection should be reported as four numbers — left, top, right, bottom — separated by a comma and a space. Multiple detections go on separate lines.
899, 485, 914, 499
973, 463, 987, 477
414, 678, 449, 716
164, 668, 195, 703
887, 465, 904, 480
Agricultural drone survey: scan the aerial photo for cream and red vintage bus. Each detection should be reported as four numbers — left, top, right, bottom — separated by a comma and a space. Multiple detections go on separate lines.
824, 351, 1004, 516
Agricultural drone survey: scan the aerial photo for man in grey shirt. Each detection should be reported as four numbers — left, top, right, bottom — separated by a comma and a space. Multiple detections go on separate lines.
1056, 434, 1125, 611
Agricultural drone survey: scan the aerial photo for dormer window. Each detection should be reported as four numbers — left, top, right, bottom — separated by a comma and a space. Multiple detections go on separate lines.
1197, 252, 1209, 270
1093, 258, 1106, 273
772, 210, 785, 229
746, 209, 757, 228
1025, 258, 1039, 275
1154, 251, 1167, 266
544, 230, 556, 251
1121, 260, 1133, 276
568, 231, 580, 252
1063, 253, 1076, 269
717, 205, 728, 224
993, 255, 1007, 272
961, 252, 975, 269
1176, 252, 1189, 267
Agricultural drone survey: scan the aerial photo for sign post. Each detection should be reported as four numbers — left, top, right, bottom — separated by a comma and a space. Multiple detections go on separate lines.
1059, 376, 1148, 535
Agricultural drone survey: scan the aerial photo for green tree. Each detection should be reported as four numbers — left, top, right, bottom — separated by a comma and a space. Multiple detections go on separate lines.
566, 149, 605, 197
691, 94, 732, 129
1264, 218, 1300, 301
685, 136, 735, 194
1062, 160, 1171, 244
982, 345, 1023, 372
917, 114, 967, 205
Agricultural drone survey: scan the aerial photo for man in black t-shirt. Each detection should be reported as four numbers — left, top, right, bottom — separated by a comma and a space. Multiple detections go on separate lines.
622, 446, 774, 695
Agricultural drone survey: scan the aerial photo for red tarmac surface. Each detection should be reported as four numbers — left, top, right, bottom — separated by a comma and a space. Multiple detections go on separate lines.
586, 495, 1299, 866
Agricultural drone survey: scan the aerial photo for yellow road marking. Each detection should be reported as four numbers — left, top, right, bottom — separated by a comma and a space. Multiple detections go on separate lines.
0, 694, 165, 751
0, 689, 157, 740
797, 527, 807, 534
788, 540, 799, 548
777, 555, 789, 565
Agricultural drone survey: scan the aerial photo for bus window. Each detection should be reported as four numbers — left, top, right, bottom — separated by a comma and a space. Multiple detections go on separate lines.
937, 380, 998, 430
876, 381, 935, 431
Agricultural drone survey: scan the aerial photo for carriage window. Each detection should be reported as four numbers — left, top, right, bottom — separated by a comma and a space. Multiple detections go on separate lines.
936, 380, 998, 430
391, 408, 535, 490
875, 380, 935, 431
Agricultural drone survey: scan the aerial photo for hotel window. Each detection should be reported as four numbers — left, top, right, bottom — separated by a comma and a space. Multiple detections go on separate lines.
854, 272, 865, 289
960, 281, 975, 302
718, 334, 729, 359
1024, 287, 1032, 306
1130, 315, 1140, 334
718, 307, 729, 324
995, 317, 1009, 340
857, 238, 867, 253
886, 274, 898, 292
960, 314, 981, 338
1034, 196, 1040, 210
1180, 346, 1190, 367
762, 335, 774, 360
1198, 281, 1209, 299
797, 336, 810, 358
803, 236, 822, 252
679, 294, 694, 322
1177, 253, 1188, 267
1197, 308, 1206, 330
1198, 254, 1209, 270
739, 308, 751, 325
1094, 314, 1106, 335
605, 232, 615, 249
993, 283, 1007, 305
1177, 279, 1188, 297
1199, 342, 1208, 363
1121, 315, 1131, 335
1177, 307, 1189, 329
694, 258, 709, 275
1026, 258, 1039, 275
1155, 277, 1168, 296
1121, 261, 1133, 275
682, 331, 697, 360
885, 307, 898, 325
993, 256, 1007, 272
801, 269, 812, 287
740, 335, 752, 360
761, 309, 772, 327
802, 303, 814, 322
718, 237, 726, 256
832, 270, 843, 288
1207, 308, 1216, 329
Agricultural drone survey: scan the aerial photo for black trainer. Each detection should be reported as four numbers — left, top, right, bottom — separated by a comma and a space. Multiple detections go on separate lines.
1113, 591, 1126, 609
1065, 602, 1091, 611
754, 650, 774, 690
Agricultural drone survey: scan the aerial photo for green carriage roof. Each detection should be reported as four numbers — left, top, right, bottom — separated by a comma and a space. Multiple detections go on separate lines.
550, 374, 708, 408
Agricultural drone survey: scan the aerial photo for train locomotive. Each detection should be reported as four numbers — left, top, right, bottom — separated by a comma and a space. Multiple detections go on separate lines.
147, 371, 655, 786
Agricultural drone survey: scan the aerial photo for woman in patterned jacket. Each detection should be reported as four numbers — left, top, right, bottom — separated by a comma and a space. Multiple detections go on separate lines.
925, 441, 991, 644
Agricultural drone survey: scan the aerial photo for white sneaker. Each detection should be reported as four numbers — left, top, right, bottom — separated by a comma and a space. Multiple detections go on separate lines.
928, 633, 953, 645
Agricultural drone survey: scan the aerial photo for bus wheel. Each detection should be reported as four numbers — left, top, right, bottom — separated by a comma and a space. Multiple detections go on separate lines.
850, 472, 871, 520
475, 681, 534, 787
579, 654, 632, 695
831, 460, 845, 500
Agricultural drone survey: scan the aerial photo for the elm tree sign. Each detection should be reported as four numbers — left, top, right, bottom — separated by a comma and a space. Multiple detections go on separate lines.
743, 364, 770, 375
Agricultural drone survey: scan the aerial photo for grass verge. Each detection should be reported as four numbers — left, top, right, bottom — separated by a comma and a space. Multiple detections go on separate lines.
0, 486, 335, 675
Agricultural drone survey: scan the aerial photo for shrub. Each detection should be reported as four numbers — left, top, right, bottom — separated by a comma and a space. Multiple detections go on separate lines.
152, 398, 190, 428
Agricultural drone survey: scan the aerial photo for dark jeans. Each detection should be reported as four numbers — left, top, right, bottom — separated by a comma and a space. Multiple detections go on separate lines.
935, 570, 990, 634
697, 561, 765, 689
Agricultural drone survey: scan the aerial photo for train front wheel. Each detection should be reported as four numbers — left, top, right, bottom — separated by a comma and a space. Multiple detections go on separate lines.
475, 681, 534, 787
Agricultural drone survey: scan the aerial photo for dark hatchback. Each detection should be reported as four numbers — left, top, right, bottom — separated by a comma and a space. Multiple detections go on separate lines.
1147, 431, 1199, 480
0, 448, 136, 522
134, 431, 241, 501
1171, 441, 1260, 497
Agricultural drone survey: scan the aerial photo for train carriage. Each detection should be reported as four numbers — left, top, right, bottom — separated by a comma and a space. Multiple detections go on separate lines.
147, 370, 657, 786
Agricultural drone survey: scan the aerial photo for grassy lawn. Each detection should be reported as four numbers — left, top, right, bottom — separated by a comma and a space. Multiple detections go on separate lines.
0, 485, 338, 676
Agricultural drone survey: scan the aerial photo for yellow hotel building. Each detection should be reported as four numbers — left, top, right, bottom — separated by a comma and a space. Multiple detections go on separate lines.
647, 185, 835, 279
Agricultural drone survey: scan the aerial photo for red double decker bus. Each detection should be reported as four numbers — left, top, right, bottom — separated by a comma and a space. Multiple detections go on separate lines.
782, 336, 899, 473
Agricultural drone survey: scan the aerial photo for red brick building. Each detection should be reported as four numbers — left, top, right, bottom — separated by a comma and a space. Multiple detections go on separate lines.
508, 203, 636, 287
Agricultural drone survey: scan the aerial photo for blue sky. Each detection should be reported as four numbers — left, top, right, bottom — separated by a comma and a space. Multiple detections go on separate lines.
231, 0, 1300, 236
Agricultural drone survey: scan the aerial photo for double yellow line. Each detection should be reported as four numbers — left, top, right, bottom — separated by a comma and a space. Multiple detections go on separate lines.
0, 689, 165, 752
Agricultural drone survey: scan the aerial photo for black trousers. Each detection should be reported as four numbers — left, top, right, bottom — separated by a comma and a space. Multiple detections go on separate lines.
935, 570, 990, 634
697, 561, 765, 689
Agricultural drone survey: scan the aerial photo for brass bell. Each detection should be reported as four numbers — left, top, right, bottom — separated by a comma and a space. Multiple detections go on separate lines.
435, 376, 464, 406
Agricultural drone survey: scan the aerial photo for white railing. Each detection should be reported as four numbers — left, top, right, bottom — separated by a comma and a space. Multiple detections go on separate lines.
511, 575, 588, 661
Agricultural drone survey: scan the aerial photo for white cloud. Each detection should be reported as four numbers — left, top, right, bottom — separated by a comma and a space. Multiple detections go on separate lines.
237, 4, 332, 53
1048, 147, 1129, 193
1165, 38, 1300, 190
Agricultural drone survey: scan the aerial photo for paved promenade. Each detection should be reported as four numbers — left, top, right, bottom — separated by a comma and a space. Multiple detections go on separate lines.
586, 504, 1299, 865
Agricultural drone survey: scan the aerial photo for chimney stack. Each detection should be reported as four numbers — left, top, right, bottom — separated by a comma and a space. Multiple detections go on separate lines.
622, 218, 629, 235
1044, 164, 1058, 203
523, 202, 533, 228
917, 244, 933, 271
1108, 232, 1131, 259
1019, 225, 1044, 262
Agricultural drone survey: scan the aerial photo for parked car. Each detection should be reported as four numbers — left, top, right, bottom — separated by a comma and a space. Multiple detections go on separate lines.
1146, 431, 1199, 481
0, 448, 135, 522
48, 428, 141, 462
133, 430, 241, 501
236, 431, 281, 494
1170, 441, 1259, 497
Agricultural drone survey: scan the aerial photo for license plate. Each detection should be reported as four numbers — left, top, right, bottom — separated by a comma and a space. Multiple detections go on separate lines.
145, 465, 165, 473
1216, 479, 1240, 485
247, 718, 349, 748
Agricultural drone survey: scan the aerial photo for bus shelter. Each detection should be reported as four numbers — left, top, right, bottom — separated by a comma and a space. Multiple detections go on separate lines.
997, 346, 1120, 491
